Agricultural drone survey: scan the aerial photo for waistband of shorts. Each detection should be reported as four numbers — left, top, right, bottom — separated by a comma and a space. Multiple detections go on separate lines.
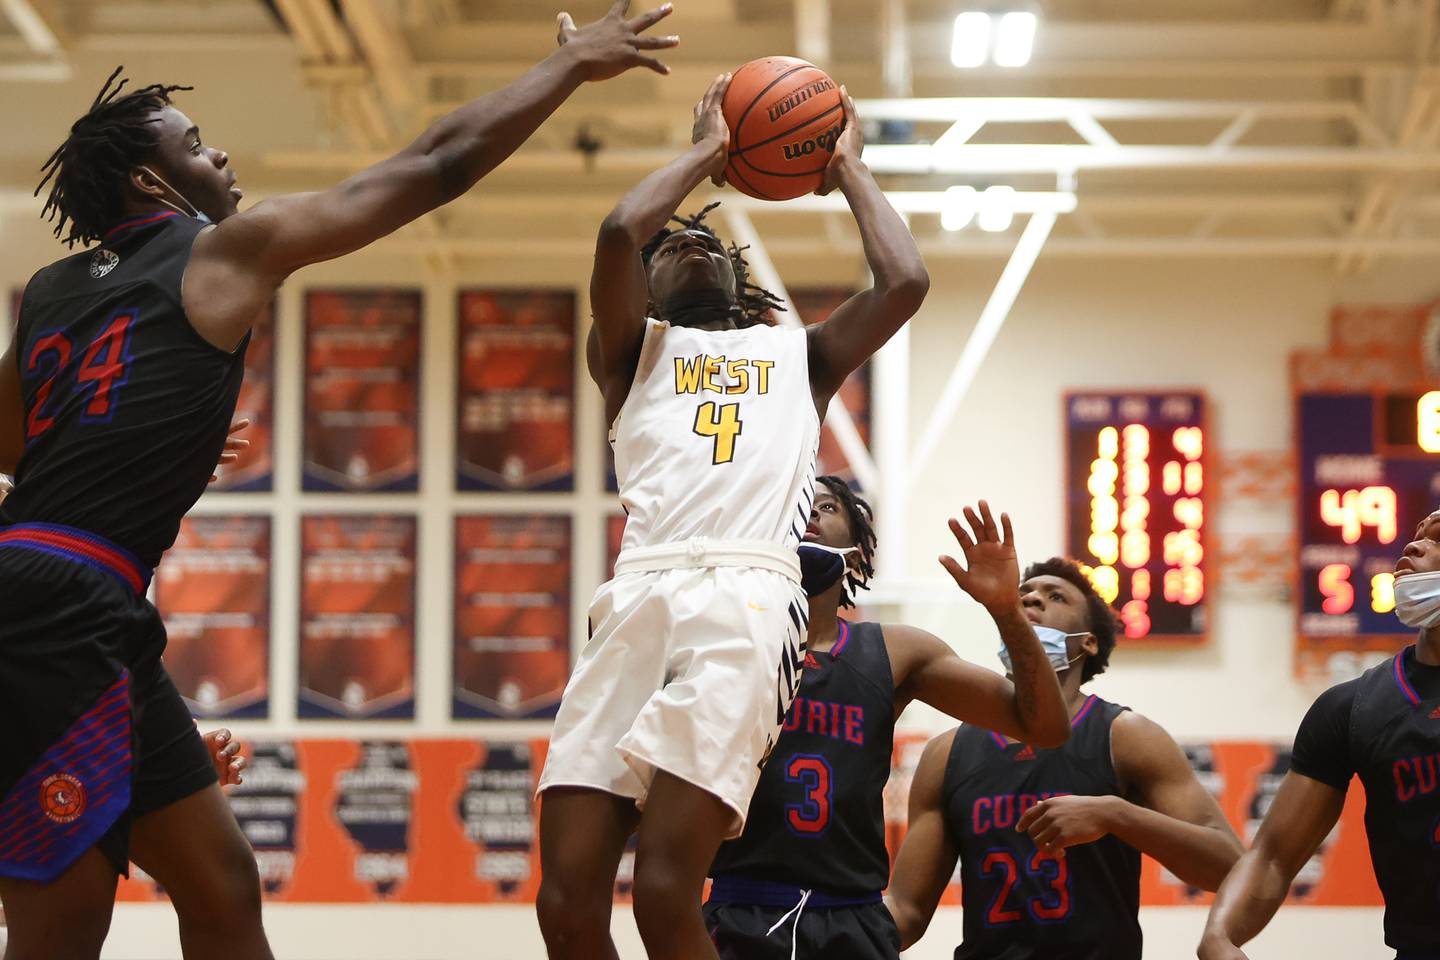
707, 875, 883, 909
614, 539, 800, 583
0, 522, 151, 595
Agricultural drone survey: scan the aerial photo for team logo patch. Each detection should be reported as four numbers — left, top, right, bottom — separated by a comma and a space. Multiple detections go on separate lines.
89, 249, 120, 278
39, 773, 87, 824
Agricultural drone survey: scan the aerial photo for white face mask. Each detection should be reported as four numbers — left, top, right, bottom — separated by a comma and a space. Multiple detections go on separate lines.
1395, 570, 1440, 628
138, 166, 211, 224
999, 625, 1088, 674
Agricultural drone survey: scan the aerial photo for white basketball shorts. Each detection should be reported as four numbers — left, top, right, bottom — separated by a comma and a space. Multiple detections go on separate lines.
537, 539, 807, 837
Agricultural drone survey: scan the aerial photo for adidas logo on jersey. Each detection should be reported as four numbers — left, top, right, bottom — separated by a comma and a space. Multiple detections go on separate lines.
1429, 705, 1440, 720
804, 653, 821, 670
1014, 745, 1037, 762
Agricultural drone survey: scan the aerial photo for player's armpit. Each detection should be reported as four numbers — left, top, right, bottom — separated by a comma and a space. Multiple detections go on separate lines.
1101, 711, 1243, 891
0, 338, 23, 475
1201, 771, 1346, 952
887, 729, 960, 951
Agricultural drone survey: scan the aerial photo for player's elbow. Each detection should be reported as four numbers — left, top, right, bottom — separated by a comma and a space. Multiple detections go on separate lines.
877, 267, 930, 318
597, 211, 647, 253
1029, 719, 1070, 751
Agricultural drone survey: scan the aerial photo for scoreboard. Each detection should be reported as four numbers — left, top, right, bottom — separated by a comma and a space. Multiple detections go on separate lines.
1065, 392, 1208, 644
1297, 390, 1440, 647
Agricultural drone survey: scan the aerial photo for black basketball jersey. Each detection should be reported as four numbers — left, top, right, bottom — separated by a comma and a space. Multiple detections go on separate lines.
1292, 647, 1440, 952
2, 211, 247, 568
711, 620, 895, 896
942, 696, 1142, 960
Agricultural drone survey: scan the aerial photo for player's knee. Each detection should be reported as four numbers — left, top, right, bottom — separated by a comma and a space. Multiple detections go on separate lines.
171, 839, 263, 927
3, 897, 112, 960
631, 857, 698, 937
536, 876, 610, 944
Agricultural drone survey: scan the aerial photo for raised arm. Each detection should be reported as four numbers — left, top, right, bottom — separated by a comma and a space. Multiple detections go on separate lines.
1198, 773, 1345, 959
899, 502, 1069, 747
885, 730, 961, 951
185, 2, 679, 348
1018, 712, 1242, 891
807, 89, 929, 400
589, 74, 729, 398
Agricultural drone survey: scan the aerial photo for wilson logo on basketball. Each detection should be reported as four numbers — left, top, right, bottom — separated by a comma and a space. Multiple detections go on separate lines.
40, 773, 87, 824
782, 127, 842, 162
766, 78, 837, 123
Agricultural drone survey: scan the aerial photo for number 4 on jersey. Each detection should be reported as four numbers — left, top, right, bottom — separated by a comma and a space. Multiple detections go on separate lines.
694, 401, 743, 464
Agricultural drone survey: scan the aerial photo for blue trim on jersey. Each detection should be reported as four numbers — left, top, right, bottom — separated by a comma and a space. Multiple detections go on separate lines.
1394, 648, 1422, 706
989, 731, 1010, 750
1070, 694, 1099, 727
830, 619, 852, 657
707, 875, 882, 909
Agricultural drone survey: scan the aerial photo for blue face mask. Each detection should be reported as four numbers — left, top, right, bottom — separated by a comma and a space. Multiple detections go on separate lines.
998, 625, 1088, 675
798, 542, 858, 598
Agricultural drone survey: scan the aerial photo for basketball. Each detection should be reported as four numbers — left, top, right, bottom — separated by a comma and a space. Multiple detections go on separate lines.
722, 57, 845, 201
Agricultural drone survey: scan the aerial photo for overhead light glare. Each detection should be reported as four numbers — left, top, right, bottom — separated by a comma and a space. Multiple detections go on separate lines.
941, 185, 978, 231
993, 11, 1038, 67
951, 12, 992, 69
978, 185, 1017, 232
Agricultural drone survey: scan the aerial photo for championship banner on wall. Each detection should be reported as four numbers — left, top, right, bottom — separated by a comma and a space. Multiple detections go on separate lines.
453, 515, 571, 719
1292, 303, 1440, 681
154, 515, 271, 718
887, 733, 1382, 910
116, 738, 550, 904
793, 288, 870, 483
212, 302, 276, 491
456, 291, 575, 491
120, 735, 1380, 906
299, 515, 417, 719
304, 290, 422, 492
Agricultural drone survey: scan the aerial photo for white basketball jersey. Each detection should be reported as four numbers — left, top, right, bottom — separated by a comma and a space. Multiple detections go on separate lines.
611, 319, 820, 551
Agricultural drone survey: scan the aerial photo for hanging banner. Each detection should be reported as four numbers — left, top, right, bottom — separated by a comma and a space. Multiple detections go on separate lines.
154, 514, 271, 718
453, 515, 571, 719
304, 289, 421, 492
793, 288, 870, 485
456, 291, 576, 491
212, 302, 276, 491
299, 514, 417, 719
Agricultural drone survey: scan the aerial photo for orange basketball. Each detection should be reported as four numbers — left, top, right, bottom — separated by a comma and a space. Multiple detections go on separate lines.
723, 57, 845, 201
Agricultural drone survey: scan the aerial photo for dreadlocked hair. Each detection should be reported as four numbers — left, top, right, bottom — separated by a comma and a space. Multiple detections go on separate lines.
640, 201, 786, 327
817, 475, 877, 608
36, 66, 193, 247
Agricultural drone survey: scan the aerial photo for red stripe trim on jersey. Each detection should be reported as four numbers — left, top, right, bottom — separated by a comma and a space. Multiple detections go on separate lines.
830, 619, 852, 657
103, 210, 179, 240
1070, 694, 1099, 728
1394, 649, 1422, 706
0, 523, 149, 594
988, 731, 1010, 750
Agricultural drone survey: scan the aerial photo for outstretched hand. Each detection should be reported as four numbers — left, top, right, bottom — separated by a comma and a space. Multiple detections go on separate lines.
693, 72, 732, 185
202, 728, 247, 786
938, 500, 1021, 614
817, 86, 864, 196
556, 1, 679, 81
209, 417, 251, 483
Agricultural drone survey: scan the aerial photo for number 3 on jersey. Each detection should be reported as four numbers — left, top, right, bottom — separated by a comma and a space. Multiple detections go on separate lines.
784, 754, 832, 835
694, 401, 743, 464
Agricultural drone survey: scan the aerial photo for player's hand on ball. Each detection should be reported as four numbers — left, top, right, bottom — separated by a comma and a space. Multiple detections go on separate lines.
556, 1, 679, 81
202, 728, 247, 786
693, 72, 732, 185
1016, 795, 1116, 854
938, 500, 1022, 614
210, 417, 252, 483
817, 86, 864, 196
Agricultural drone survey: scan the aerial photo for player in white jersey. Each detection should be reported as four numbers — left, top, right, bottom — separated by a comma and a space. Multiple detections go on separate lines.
535, 76, 929, 960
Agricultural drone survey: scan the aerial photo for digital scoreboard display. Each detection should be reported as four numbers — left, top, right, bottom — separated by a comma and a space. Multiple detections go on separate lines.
1297, 390, 1440, 650
1066, 392, 1208, 644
